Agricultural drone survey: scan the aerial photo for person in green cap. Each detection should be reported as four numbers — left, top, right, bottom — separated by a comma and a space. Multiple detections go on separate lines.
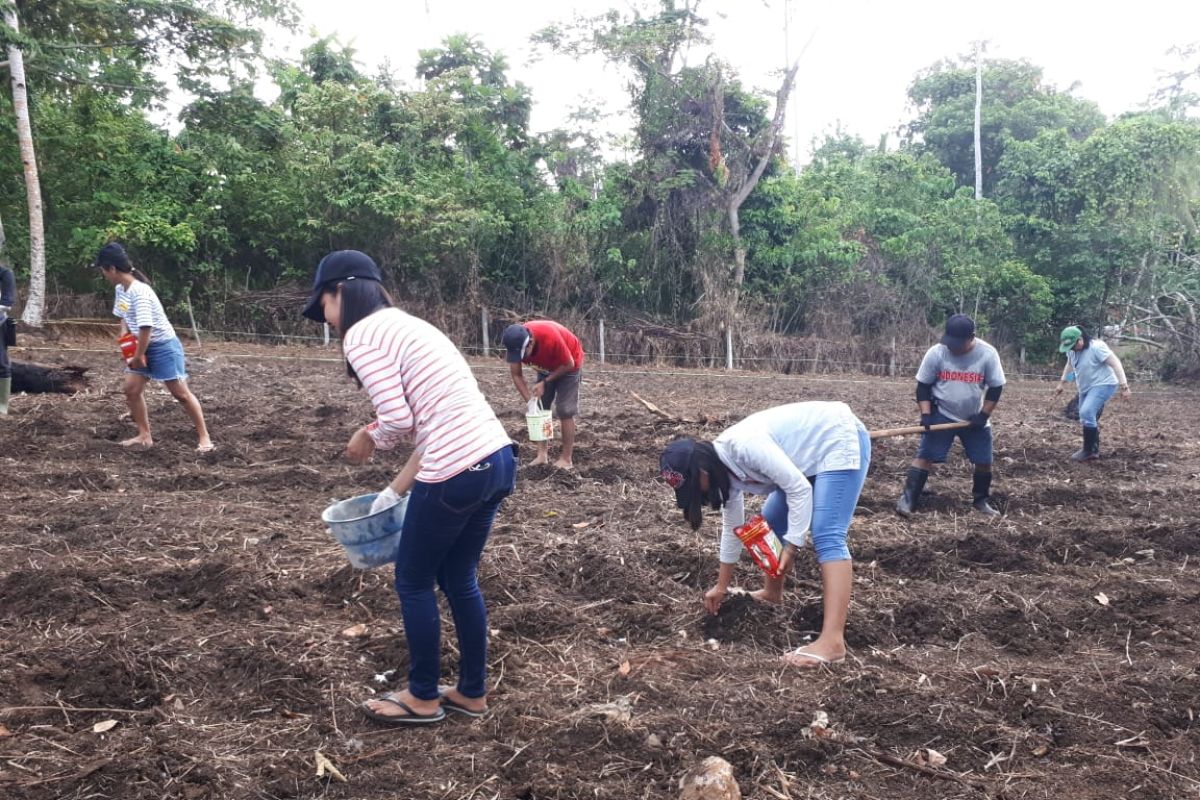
1054, 325, 1131, 461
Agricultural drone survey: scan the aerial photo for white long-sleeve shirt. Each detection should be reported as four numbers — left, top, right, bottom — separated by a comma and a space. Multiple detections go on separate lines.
344, 307, 511, 483
713, 402, 865, 564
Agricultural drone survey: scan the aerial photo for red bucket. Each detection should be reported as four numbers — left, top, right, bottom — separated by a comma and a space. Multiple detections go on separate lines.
118, 333, 138, 360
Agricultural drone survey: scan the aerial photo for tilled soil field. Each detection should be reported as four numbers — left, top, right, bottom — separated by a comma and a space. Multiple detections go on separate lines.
1, 340, 1197, 800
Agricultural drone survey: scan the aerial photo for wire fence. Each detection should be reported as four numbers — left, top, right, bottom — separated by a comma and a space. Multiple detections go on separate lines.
25, 315, 1167, 389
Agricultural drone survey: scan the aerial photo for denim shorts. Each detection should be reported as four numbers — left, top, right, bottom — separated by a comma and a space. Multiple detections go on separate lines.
126, 337, 188, 382
915, 409, 992, 465
762, 426, 871, 563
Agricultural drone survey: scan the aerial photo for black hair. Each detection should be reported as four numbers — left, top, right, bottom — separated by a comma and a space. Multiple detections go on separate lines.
1072, 325, 1093, 349
96, 243, 152, 285
325, 279, 394, 384
680, 441, 732, 530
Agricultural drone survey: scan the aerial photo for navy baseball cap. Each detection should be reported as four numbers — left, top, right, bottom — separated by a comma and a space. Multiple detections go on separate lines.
659, 438, 695, 506
502, 323, 531, 363
302, 250, 383, 323
90, 242, 131, 269
941, 314, 976, 349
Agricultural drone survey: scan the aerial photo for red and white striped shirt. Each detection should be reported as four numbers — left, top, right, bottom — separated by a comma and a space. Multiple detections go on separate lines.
344, 308, 511, 483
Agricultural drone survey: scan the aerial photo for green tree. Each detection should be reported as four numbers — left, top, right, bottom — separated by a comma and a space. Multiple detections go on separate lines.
1, 0, 295, 323
537, 0, 797, 322
998, 115, 1200, 331
906, 56, 1104, 195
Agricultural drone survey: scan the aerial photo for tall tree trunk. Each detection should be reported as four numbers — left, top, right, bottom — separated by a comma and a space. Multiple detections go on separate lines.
728, 60, 800, 311
974, 41, 983, 201
4, 7, 47, 326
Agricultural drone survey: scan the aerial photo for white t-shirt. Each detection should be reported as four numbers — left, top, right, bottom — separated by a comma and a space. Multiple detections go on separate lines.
112, 282, 175, 343
713, 402, 865, 563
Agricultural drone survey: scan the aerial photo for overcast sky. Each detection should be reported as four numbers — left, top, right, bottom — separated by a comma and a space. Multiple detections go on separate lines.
283, 0, 1200, 164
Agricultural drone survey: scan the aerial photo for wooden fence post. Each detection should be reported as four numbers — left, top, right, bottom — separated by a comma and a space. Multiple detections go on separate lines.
726, 328, 734, 371
889, 336, 896, 378
481, 307, 490, 357
598, 318, 606, 364
184, 290, 203, 352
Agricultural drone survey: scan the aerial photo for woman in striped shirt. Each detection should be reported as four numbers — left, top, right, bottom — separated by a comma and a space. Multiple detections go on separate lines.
304, 250, 515, 726
93, 243, 213, 452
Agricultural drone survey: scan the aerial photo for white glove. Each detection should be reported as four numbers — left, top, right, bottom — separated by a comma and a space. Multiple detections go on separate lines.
369, 485, 403, 515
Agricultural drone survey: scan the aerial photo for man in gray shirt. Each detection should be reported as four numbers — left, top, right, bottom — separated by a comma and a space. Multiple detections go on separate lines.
896, 314, 1006, 517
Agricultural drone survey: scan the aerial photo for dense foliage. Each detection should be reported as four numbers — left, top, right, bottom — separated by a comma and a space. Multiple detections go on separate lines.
2, 0, 1198, 365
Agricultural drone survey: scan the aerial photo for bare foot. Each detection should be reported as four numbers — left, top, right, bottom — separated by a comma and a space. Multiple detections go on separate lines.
781, 644, 846, 669
552, 459, 574, 470
196, 440, 215, 453
119, 435, 153, 448
530, 455, 549, 466
749, 588, 783, 605
439, 685, 488, 715
363, 688, 440, 719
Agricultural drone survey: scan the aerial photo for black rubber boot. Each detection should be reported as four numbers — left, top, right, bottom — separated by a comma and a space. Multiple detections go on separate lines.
1071, 427, 1099, 462
972, 471, 1000, 516
895, 467, 929, 517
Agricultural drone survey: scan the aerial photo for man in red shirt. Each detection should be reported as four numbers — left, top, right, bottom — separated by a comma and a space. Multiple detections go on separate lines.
503, 320, 584, 468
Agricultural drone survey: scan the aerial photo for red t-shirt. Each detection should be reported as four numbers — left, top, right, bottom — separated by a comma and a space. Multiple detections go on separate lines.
523, 320, 584, 373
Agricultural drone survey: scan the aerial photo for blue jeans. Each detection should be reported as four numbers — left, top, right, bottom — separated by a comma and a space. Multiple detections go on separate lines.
762, 427, 871, 563
1078, 383, 1116, 429
915, 409, 993, 465
394, 444, 516, 701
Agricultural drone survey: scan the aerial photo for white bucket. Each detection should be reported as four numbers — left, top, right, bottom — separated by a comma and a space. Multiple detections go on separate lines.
526, 399, 554, 442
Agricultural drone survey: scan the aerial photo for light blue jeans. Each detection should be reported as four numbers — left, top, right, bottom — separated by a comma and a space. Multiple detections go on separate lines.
1078, 383, 1117, 429
761, 427, 871, 564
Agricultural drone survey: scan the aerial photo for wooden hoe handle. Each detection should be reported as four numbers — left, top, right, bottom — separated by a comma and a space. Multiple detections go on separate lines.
869, 421, 970, 440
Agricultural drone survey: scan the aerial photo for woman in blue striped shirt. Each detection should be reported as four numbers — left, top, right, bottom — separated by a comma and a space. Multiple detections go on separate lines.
93, 243, 213, 452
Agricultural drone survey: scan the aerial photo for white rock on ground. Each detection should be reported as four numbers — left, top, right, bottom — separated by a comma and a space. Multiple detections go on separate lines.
678, 756, 741, 800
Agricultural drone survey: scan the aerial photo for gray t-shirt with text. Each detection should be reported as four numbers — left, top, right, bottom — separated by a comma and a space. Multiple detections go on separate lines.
916, 339, 1006, 422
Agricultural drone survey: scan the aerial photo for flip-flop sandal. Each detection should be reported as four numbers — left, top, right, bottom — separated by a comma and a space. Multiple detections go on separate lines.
438, 686, 488, 718
782, 650, 846, 668
361, 693, 446, 726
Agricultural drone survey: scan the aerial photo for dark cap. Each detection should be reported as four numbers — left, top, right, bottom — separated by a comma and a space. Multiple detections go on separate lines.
501, 323, 531, 363
302, 250, 383, 323
91, 242, 131, 270
659, 437, 696, 509
941, 314, 976, 350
